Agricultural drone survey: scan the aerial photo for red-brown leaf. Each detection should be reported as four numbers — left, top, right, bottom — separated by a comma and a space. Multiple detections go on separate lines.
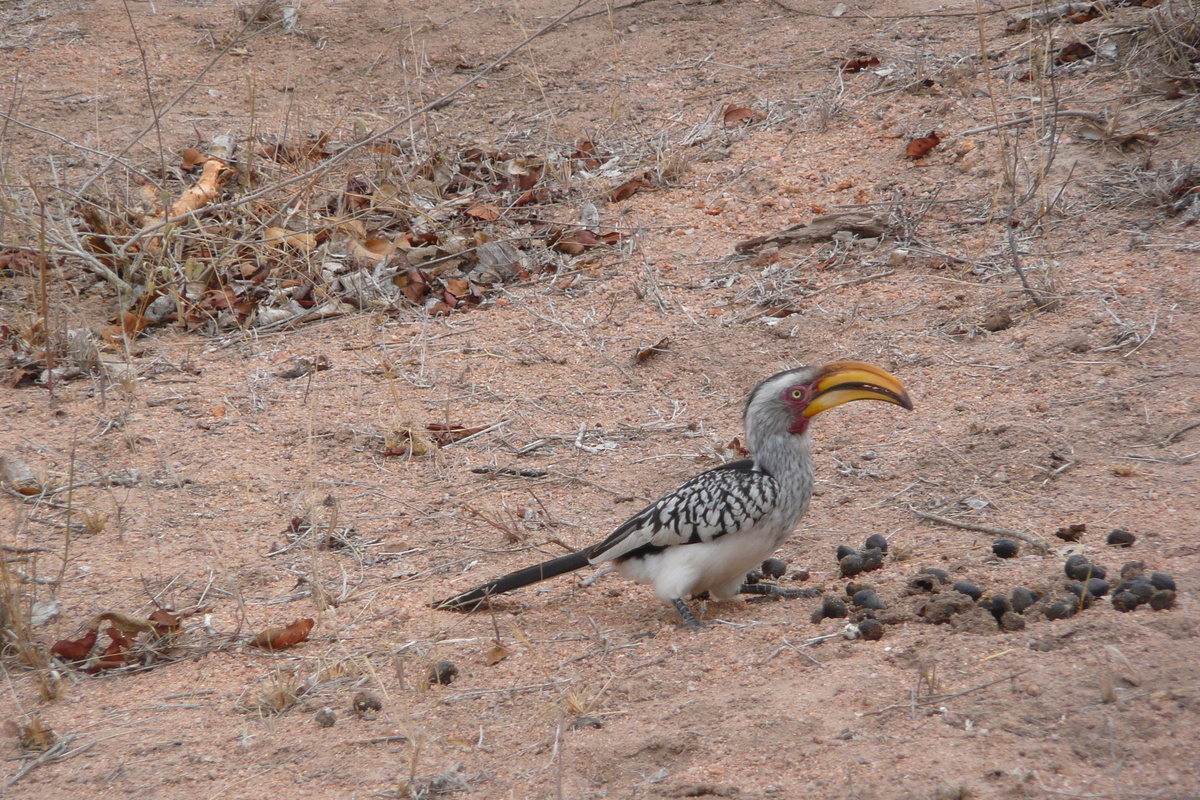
51, 628, 98, 662
842, 56, 880, 73
906, 131, 941, 159
248, 618, 315, 650
723, 105, 754, 126
609, 176, 650, 203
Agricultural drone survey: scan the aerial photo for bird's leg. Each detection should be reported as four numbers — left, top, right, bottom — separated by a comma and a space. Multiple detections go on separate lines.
672, 598, 703, 629
739, 583, 822, 600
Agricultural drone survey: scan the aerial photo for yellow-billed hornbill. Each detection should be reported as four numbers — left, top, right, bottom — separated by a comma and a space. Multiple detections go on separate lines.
435, 361, 913, 626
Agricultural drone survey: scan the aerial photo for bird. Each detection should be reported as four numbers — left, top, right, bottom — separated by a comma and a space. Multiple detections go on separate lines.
434, 361, 913, 627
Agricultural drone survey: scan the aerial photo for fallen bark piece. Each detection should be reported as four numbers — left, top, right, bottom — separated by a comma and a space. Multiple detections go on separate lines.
735, 213, 888, 253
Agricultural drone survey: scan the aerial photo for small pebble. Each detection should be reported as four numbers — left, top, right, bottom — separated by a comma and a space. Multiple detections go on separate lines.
1000, 611, 1026, 631
761, 558, 787, 579
1010, 587, 1037, 614
314, 707, 336, 728
858, 619, 884, 640
1111, 591, 1140, 613
952, 582, 982, 601
839, 553, 866, 578
1045, 601, 1076, 620
1086, 578, 1111, 597
1107, 528, 1136, 548
352, 691, 383, 715
427, 661, 459, 685
1149, 572, 1176, 592
790, 568, 811, 582
845, 581, 873, 596
1149, 590, 1176, 611
836, 545, 858, 561
851, 589, 886, 610
864, 533, 889, 554
992, 539, 1019, 558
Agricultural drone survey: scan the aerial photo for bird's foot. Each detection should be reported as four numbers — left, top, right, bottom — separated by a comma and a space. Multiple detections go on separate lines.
672, 598, 704, 630
740, 583, 821, 601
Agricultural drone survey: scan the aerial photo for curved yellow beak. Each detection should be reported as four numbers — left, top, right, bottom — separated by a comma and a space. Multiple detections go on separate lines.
802, 360, 914, 418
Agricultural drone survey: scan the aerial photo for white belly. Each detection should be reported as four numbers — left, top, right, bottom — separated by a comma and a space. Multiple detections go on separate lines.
614, 522, 785, 603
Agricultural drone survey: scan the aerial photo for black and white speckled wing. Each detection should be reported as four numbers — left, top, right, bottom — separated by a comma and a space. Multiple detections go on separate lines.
587, 459, 779, 564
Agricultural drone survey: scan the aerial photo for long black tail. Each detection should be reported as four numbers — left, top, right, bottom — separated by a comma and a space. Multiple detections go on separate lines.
433, 549, 594, 611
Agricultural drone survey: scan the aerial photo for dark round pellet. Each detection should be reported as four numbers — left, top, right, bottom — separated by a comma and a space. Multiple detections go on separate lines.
761, 558, 787, 579
953, 582, 982, 601
744, 569, 763, 585
1126, 581, 1155, 603
1045, 601, 1076, 620
1149, 572, 1176, 592
988, 595, 1011, 619
1086, 578, 1111, 597
1120, 561, 1146, 581
1000, 611, 1026, 631
920, 567, 950, 582
840, 553, 866, 578
845, 581, 873, 596
1111, 592, 1140, 612
992, 539, 1019, 558
1065, 555, 1095, 581
864, 533, 889, 554
1065, 585, 1094, 609
837, 545, 858, 562
851, 590, 886, 610
1010, 587, 1036, 614
428, 661, 458, 685
858, 619, 884, 640
352, 691, 383, 714
314, 707, 336, 728
1107, 528, 1136, 548
860, 547, 885, 572
1149, 590, 1176, 611
822, 596, 848, 619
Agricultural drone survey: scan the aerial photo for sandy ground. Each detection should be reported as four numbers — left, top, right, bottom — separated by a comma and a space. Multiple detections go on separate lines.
2, 0, 1199, 798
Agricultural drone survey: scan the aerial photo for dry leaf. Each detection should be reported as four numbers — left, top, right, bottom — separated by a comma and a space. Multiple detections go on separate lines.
467, 204, 501, 221
610, 175, 650, 203
426, 422, 489, 446
149, 609, 183, 634
634, 336, 671, 363
181, 147, 207, 170
249, 618, 315, 650
51, 628, 98, 662
1057, 41, 1094, 63
723, 104, 754, 126
842, 56, 880, 73
906, 131, 941, 159
485, 643, 510, 665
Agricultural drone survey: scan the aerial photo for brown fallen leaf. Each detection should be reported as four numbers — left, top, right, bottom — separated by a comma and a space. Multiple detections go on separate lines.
149, 609, 183, 634
426, 422, 489, 446
467, 203, 501, 221
102, 312, 153, 344
634, 336, 671, 364
906, 131, 941, 159
51, 628, 98, 663
725, 437, 751, 458
181, 147, 207, 171
485, 643, 509, 666
842, 56, 880, 73
1057, 41, 1094, 64
610, 175, 651, 203
88, 627, 135, 672
248, 618, 315, 650
723, 104, 755, 126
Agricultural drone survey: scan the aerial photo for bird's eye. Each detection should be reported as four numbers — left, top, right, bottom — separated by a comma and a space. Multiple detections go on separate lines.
790, 389, 805, 400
